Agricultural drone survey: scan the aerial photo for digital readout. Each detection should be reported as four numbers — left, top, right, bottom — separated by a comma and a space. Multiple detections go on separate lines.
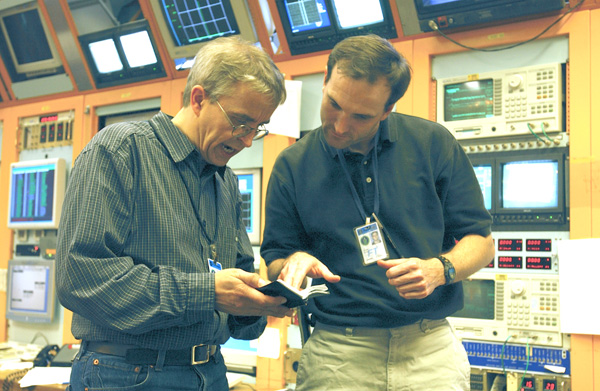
526, 239, 552, 252
498, 256, 523, 268
485, 260, 494, 268
497, 239, 522, 251
526, 257, 552, 270
543, 379, 557, 390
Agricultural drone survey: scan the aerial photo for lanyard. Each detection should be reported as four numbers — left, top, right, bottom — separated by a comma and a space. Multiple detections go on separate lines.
336, 132, 380, 223
177, 161, 219, 260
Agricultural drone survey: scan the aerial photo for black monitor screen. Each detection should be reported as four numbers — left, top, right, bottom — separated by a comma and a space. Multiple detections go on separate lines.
3, 8, 53, 65
501, 160, 559, 209
451, 279, 495, 320
444, 79, 494, 122
285, 0, 331, 34
473, 164, 492, 210
159, 0, 240, 46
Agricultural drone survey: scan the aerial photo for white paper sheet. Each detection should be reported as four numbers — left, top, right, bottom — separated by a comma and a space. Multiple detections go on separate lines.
18, 366, 71, 387
556, 238, 600, 335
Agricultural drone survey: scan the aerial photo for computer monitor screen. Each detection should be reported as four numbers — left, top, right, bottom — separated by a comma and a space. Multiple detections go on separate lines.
284, 0, 331, 33
7, 158, 67, 230
472, 164, 492, 210
120, 30, 158, 68
444, 79, 494, 122
501, 160, 558, 209
6, 258, 56, 323
331, 0, 384, 29
150, 0, 258, 67
89, 39, 123, 74
451, 278, 495, 320
0, 3, 62, 76
234, 168, 261, 245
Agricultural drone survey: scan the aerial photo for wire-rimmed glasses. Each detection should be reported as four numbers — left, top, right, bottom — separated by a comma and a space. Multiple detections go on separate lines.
215, 100, 269, 141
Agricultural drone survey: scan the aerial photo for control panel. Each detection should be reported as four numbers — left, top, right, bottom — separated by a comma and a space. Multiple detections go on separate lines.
18, 111, 75, 151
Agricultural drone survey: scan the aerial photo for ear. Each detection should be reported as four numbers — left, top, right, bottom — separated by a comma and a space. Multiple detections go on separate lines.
190, 85, 207, 115
380, 103, 395, 122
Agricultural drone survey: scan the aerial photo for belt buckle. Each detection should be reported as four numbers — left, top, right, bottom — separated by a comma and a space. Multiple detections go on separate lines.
191, 344, 210, 365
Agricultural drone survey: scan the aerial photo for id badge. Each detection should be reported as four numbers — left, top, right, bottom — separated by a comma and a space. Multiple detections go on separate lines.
354, 221, 389, 265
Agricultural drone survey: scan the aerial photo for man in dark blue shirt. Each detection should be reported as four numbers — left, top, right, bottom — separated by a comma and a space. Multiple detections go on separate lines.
261, 34, 494, 390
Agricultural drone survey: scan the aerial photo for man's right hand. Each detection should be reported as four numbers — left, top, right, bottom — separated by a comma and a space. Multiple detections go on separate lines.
214, 269, 292, 318
273, 252, 341, 290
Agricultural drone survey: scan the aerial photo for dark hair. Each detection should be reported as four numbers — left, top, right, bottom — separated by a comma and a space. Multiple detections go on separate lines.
325, 34, 412, 108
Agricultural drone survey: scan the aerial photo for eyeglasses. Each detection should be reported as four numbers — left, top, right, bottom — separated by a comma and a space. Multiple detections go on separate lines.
215, 100, 269, 141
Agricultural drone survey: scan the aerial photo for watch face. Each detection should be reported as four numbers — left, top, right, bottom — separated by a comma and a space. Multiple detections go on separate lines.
448, 267, 456, 281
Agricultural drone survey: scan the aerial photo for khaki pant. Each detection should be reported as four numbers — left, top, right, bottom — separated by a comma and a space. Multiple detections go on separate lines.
296, 319, 470, 391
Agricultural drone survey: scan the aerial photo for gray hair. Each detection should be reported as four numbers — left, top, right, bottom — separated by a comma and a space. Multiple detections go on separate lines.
326, 34, 411, 109
183, 36, 286, 107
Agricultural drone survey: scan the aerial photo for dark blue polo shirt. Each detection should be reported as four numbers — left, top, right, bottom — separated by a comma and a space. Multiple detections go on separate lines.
261, 112, 492, 328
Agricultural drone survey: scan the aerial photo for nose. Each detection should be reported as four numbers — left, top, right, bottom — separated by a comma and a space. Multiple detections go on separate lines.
238, 133, 254, 148
333, 113, 352, 135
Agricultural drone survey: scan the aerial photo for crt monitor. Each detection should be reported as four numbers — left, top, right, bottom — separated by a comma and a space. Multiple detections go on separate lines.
149, 0, 258, 69
276, 0, 397, 56
79, 19, 166, 88
471, 163, 492, 211
412, 0, 565, 32
234, 168, 261, 245
7, 158, 67, 230
0, 2, 63, 79
501, 159, 558, 209
6, 258, 56, 323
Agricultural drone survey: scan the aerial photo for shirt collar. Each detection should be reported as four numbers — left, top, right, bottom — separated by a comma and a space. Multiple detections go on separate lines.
150, 111, 226, 178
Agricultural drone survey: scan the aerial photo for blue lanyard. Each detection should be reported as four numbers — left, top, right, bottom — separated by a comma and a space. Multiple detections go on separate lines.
336, 132, 380, 223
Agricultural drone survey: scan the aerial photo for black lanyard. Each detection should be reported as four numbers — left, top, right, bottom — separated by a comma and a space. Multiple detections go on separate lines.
177, 160, 219, 260
336, 132, 380, 223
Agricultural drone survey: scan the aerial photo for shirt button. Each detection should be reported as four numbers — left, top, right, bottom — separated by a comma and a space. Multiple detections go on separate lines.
363, 160, 369, 165
366, 177, 372, 183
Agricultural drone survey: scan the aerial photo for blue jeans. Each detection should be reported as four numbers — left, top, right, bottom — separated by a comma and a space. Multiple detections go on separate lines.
67, 343, 228, 391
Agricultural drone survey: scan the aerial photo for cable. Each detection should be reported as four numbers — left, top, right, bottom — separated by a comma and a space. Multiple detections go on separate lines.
540, 122, 555, 142
30, 332, 49, 345
428, 0, 585, 52
526, 123, 546, 142
519, 338, 532, 391
500, 334, 514, 375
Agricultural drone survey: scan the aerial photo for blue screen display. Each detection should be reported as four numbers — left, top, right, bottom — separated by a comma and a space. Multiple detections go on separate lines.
284, 0, 331, 34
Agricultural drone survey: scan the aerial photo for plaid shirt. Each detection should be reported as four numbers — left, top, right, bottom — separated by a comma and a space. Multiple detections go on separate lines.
56, 111, 265, 349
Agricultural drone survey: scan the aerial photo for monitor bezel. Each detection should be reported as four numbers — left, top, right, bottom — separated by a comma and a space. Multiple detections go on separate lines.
79, 19, 166, 89
6, 258, 56, 323
7, 157, 67, 230
148, 0, 258, 68
0, 2, 63, 76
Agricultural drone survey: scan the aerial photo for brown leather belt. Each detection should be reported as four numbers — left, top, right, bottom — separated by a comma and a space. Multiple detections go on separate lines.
86, 341, 218, 366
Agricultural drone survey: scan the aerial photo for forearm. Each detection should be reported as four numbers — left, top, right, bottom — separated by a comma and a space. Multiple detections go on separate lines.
442, 233, 494, 282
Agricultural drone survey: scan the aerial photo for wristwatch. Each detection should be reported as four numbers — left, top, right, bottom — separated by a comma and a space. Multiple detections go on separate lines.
436, 255, 456, 285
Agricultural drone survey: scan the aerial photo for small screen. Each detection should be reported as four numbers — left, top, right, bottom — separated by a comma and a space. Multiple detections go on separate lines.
89, 39, 123, 74
498, 256, 523, 269
331, 0, 383, 29
6, 259, 55, 323
526, 256, 552, 270
3, 8, 53, 65
120, 31, 158, 68
472, 164, 492, 210
237, 174, 255, 235
9, 163, 56, 226
444, 79, 494, 122
451, 279, 495, 320
501, 160, 559, 209
284, 0, 331, 34
497, 239, 522, 252
526, 239, 552, 252
159, 0, 240, 46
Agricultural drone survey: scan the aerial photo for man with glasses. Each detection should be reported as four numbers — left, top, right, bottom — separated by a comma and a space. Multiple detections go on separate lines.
57, 37, 290, 391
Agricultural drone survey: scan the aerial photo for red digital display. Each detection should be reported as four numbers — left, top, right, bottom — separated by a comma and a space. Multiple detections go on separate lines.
485, 260, 494, 268
520, 378, 535, 390
40, 114, 59, 123
498, 256, 523, 269
543, 379, 557, 390
498, 239, 522, 251
526, 238, 552, 251
526, 257, 552, 270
